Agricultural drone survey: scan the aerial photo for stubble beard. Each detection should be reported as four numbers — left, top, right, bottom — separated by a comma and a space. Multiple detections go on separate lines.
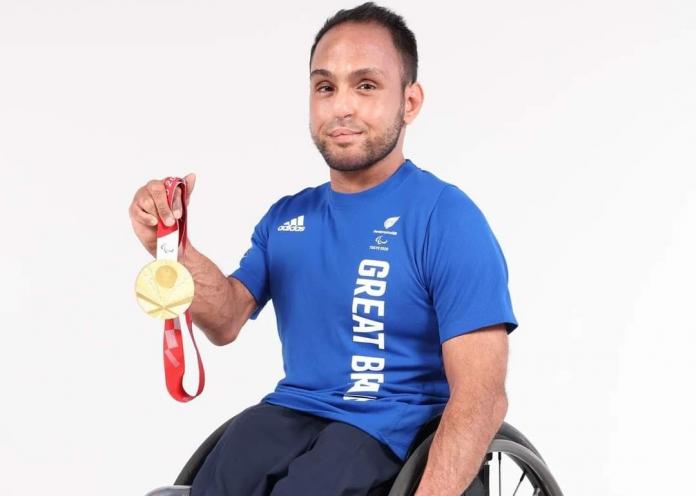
311, 98, 405, 173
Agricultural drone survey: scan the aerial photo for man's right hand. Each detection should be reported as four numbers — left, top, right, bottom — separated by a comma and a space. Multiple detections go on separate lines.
128, 173, 196, 256
129, 172, 259, 345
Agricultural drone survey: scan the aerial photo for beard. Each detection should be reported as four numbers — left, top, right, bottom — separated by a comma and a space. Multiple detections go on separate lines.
311, 97, 405, 173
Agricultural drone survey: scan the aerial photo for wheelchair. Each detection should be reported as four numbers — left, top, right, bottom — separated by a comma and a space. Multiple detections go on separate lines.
146, 409, 564, 496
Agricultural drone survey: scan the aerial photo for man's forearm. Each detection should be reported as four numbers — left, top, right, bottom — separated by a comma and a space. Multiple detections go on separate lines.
177, 242, 241, 345
413, 394, 507, 496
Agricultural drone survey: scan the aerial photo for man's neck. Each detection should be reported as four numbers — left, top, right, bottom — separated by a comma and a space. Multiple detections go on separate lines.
329, 151, 406, 194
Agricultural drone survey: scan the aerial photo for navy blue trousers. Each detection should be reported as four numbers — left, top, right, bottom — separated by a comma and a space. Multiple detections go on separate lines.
190, 401, 405, 496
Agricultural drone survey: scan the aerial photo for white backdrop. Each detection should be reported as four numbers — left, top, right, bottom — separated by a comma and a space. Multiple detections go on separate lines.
1, 1, 694, 494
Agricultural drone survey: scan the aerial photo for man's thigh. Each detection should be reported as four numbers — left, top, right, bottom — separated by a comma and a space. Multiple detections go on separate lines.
190, 401, 330, 496
269, 420, 404, 496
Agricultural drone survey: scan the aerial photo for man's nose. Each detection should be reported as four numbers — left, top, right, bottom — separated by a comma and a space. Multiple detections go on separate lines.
332, 86, 356, 119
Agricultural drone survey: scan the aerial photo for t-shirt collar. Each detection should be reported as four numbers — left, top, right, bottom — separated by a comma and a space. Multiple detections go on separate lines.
326, 158, 416, 209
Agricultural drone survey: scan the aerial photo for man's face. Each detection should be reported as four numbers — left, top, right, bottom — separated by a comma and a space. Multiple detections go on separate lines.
309, 21, 407, 172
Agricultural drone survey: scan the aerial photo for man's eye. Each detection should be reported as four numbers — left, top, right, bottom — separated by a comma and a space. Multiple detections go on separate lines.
316, 83, 375, 93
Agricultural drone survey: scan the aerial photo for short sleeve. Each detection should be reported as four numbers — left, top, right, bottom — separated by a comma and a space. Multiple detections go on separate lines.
424, 185, 518, 344
229, 205, 274, 320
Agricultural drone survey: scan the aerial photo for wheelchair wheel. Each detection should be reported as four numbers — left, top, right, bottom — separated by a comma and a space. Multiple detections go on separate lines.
147, 416, 564, 496
385, 430, 563, 496
496, 422, 546, 463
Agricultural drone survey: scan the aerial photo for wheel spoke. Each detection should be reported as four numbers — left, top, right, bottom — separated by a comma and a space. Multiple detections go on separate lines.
498, 452, 502, 496
511, 470, 525, 496
488, 449, 545, 496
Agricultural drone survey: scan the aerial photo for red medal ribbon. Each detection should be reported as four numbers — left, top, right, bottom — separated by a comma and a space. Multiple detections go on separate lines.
157, 176, 205, 402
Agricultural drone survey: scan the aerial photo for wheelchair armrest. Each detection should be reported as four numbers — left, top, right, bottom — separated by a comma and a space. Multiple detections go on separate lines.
145, 485, 191, 496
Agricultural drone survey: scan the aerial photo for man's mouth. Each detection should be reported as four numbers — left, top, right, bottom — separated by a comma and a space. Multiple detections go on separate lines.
329, 127, 362, 137
331, 133, 361, 140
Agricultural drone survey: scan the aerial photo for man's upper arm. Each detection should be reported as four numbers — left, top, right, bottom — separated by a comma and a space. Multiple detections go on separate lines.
441, 323, 509, 400
228, 202, 276, 321
226, 275, 264, 338
424, 185, 519, 344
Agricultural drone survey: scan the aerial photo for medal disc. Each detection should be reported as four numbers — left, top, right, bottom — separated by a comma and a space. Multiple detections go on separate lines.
135, 259, 195, 319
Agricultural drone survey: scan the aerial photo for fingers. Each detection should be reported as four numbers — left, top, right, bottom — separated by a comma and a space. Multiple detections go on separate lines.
131, 200, 159, 226
131, 175, 195, 227
170, 173, 196, 218
172, 173, 195, 218
184, 172, 196, 204
172, 188, 182, 219
185, 172, 196, 194
146, 180, 175, 226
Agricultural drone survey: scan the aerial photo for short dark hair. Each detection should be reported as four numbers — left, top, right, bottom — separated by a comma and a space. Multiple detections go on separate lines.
309, 2, 418, 90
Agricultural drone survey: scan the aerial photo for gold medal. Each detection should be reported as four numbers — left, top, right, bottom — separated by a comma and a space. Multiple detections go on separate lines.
135, 258, 195, 319
134, 176, 206, 402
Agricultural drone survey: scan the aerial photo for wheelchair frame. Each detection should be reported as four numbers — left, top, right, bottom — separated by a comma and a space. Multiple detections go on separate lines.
146, 413, 564, 496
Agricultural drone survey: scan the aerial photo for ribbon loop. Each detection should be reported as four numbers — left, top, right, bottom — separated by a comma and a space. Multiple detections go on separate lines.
156, 176, 205, 402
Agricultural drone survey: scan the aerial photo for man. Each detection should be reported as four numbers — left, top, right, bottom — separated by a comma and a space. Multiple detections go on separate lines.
129, 2, 518, 495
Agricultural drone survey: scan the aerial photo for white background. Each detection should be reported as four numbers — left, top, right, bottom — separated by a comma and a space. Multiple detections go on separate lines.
1, 1, 694, 494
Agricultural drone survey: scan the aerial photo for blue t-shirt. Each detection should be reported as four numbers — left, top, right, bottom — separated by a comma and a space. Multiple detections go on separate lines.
229, 158, 518, 462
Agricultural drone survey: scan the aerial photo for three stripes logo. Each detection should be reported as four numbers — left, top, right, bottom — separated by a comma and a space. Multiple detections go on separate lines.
278, 215, 306, 232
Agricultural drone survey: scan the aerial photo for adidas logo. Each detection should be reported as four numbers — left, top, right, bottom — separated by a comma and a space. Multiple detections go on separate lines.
278, 215, 306, 232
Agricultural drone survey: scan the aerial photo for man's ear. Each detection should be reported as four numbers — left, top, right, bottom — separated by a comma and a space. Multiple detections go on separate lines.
404, 81, 424, 125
